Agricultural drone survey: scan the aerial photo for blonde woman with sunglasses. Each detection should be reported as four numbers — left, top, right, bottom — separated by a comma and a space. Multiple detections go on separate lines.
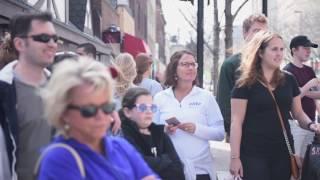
37, 57, 157, 180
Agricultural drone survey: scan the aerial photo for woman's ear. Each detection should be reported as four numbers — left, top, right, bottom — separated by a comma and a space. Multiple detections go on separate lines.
61, 110, 70, 123
123, 107, 132, 118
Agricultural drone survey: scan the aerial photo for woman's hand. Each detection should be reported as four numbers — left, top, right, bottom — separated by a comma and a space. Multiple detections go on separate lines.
165, 124, 179, 134
310, 123, 320, 134
178, 122, 196, 134
229, 158, 243, 178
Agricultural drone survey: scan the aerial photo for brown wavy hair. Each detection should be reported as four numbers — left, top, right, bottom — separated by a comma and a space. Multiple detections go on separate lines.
236, 31, 284, 88
164, 50, 198, 87
133, 53, 152, 84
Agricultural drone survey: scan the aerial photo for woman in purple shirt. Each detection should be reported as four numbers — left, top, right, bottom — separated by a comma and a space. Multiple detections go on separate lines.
37, 57, 157, 180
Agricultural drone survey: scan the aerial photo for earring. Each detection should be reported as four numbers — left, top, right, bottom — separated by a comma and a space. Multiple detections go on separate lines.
174, 75, 178, 80
64, 123, 70, 131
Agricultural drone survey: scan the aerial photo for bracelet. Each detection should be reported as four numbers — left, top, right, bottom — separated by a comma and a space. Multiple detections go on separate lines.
231, 155, 240, 159
307, 122, 315, 131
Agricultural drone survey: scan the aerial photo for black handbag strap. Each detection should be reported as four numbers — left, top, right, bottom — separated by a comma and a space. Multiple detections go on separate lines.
260, 81, 295, 155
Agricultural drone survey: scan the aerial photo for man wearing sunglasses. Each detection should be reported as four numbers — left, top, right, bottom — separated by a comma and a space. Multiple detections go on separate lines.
0, 12, 57, 180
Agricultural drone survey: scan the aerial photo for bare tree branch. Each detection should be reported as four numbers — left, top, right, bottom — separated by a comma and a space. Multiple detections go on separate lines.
232, 0, 249, 23
178, 9, 214, 54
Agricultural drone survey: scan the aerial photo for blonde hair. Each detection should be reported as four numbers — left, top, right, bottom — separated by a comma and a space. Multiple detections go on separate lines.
0, 33, 17, 69
41, 57, 114, 134
237, 31, 284, 87
113, 53, 137, 96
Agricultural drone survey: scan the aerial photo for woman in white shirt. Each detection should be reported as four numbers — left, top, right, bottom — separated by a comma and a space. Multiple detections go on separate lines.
154, 50, 225, 180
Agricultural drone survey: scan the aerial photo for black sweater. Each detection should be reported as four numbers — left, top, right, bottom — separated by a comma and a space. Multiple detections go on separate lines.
120, 111, 185, 180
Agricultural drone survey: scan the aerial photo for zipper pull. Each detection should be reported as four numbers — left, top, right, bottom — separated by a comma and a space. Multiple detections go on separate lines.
151, 147, 157, 157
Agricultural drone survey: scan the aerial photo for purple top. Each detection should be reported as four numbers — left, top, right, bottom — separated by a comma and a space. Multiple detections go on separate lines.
38, 135, 156, 180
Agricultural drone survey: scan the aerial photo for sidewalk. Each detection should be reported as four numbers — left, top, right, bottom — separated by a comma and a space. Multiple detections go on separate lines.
210, 140, 233, 180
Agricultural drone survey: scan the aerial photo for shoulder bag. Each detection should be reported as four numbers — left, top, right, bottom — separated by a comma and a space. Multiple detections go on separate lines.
33, 143, 86, 179
264, 83, 299, 179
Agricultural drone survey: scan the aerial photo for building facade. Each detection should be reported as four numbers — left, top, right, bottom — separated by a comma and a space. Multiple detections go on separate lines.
0, 0, 168, 68
0, 0, 116, 63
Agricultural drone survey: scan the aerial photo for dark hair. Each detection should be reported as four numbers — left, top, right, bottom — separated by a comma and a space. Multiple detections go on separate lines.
133, 53, 152, 84
10, 12, 53, 41
77, 43, 96, 56
47, 52, 78, 72
121, 87, 151, 109
9, 12, 53, 56
164, 50, 198, 87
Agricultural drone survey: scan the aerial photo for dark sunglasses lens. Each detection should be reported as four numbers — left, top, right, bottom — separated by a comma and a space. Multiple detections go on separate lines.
102, 103, 115, 114
80, 106, 97, 118
33, 34, 58, 43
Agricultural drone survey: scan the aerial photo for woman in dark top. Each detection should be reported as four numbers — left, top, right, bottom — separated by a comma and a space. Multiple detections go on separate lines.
120, 87, 185, 180
229, 31, 320, 180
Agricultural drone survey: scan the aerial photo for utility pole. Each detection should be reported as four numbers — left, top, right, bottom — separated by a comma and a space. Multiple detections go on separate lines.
180, 0, 206, 87
262, 0, 268, 16
197, 0, 204, 87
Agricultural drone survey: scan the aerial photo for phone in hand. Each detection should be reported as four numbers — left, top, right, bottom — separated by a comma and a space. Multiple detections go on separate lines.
165, 117, 181, 126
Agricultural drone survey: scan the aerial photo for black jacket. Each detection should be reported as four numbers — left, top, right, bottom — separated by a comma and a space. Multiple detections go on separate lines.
120, 111, 185, 180
0, 80, 18, 176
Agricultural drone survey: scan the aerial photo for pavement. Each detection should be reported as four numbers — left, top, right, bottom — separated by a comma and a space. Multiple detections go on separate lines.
210, 140, 233, 180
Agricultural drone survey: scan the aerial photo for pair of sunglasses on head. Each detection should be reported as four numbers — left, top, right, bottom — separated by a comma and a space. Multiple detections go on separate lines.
20, 33, 58, 43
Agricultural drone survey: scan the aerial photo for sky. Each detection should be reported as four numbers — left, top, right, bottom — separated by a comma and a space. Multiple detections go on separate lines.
161, 0, 253, 44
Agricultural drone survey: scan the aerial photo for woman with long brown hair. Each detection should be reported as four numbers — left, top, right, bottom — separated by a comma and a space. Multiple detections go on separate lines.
229, 31, 320, 180
154, 50, 224, 180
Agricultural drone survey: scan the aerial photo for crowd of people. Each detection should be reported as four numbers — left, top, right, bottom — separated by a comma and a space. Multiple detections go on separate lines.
0, 10, 320, 180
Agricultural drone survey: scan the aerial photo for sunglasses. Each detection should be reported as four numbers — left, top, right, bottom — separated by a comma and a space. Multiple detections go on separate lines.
134, 104, 158, 113
20, 34, 59, 43
67, 102, 116, 118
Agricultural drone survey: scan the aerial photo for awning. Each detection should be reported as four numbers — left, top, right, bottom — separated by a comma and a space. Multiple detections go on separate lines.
122, 33, 150, 57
